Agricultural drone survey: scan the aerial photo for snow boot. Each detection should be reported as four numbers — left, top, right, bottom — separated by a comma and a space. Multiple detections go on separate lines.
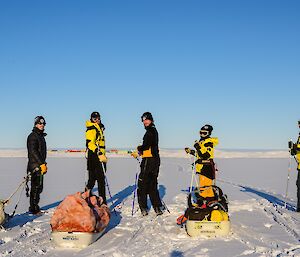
140, 208, 148, 216
154, 206, 163, 216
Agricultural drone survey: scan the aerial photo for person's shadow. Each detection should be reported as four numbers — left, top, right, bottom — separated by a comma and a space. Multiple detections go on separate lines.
4, 183, 168, 231
105, 184, 168, 233
240, 186, 296, 211
104, 185, 135, 233
3, 199, 63, 229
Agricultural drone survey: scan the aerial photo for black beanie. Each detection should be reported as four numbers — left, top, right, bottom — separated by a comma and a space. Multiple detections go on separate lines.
91, 112, 101, 120
141, 112, 153, 122
34, 116, 46, 125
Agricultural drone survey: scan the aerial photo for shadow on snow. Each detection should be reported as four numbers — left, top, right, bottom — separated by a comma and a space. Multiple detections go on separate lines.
240, 185, 296, 212
105, 184, 167, 233
4, 200, 62, 229
4, 183, 167, 231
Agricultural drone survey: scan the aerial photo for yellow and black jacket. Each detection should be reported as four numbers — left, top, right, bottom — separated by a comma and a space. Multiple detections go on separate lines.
85, 120, 106, 156
192, 137, 219, 198
194, 137, 218, 161
137, 123, 159, 158
188, 137, 218, 174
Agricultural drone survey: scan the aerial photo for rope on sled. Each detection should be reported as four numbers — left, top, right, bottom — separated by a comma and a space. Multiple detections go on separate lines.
3, 175, 29, 205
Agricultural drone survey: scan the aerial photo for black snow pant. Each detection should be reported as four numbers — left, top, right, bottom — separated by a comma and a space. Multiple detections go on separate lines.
137, 157, 162, 210
86, 151, 107, 204
29, 172, 43, 213
296, 169, 300, 211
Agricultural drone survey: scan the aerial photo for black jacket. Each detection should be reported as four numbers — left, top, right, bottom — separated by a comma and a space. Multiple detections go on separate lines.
27, 127, 47, 172
137, 123, 159, 157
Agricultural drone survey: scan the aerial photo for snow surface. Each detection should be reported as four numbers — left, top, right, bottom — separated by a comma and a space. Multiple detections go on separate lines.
0, 150, 300, 256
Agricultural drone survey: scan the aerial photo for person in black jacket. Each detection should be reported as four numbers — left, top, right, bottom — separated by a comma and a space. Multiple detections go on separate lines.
135, 112, 163, 216
27, 116, 48, 214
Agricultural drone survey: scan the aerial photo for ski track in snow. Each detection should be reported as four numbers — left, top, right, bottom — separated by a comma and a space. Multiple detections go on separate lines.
1, 157, 300, 257
1, 188, 300, 257
221, 179, 300, 257
0, 210, 55, 256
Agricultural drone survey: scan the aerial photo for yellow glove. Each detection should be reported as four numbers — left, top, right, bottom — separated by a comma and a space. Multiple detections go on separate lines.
98, 154, 107, 163
131, 151, 139, 159
40, 163, 47, 175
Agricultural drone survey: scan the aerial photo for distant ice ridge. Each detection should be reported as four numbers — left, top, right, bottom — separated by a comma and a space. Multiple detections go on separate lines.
0, 149, 289, 158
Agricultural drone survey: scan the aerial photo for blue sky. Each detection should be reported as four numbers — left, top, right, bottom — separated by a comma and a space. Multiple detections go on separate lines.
0, 0, 299, 150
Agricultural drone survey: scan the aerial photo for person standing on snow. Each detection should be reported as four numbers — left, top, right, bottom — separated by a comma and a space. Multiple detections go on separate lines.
132, 112, 163, 216
85, 111, 107, 204
27, 116, 47, 214
289, 120, 300, 212
185, 124, 218, 202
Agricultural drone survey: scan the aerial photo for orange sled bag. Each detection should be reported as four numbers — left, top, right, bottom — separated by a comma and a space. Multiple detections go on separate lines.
50, 191, 110, 233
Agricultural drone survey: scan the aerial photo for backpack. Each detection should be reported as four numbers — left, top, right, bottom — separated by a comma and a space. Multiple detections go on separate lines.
185, 185, 228, 221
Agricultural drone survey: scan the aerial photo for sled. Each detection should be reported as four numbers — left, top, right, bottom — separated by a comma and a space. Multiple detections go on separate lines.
51, 229, 106, 248
186, 220, 231, 237
50, 191, 111, 248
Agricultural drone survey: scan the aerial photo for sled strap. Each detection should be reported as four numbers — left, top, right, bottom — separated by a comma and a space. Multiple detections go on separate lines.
25, 176, 30, 197
5, 175, 30, 204
9, 180, 27, 219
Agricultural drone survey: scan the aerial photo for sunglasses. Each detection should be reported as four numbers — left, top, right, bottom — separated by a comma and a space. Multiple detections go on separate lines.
37, 122, 46, 125
199, 130, 209, 136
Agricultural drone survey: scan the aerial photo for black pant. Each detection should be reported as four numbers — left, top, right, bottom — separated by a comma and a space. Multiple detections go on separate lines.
86, 151, 107, 204
296, 169, 300, 210
137, 157, 162, 210
29, 172, 43, 212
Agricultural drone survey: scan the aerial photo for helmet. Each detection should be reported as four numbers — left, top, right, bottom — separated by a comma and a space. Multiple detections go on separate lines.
141, 112, 153, 122
34, 116, 46, 125
90, 111, 101, 120
200, 124, 213, 137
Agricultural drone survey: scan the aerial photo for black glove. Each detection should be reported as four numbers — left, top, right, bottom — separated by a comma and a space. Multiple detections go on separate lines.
137, 145, 142, 152
291, 147, 297, 156
185, 148, 191, 154
194, 141, 200, 151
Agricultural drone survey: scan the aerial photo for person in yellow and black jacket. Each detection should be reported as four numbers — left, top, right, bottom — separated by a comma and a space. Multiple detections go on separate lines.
289, 120, 300, 212
85, 111, 107, 204
134, 112, 163, 216
185, 124, 218, 201
27, 116, 48, 215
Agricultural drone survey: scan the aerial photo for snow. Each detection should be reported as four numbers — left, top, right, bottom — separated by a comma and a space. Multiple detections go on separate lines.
0, 150, 300, 256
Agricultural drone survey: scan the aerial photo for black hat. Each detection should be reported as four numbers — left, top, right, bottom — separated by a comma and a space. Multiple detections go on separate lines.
91, 112, 101, 120
34, 116, 46, 125
141, 112, 153, 122
200, 124, 213, 132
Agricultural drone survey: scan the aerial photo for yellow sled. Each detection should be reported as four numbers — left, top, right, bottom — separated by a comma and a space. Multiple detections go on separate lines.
51, 230, 105, 248
186, 220, 231, 237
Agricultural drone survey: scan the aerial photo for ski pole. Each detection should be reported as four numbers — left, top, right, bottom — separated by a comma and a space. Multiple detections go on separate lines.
84, 150, 89, 187
131, 156, 141, 216
285, 152, 292, 208
100, 162, 117, 216
131, 168, 139, 216
161, 199, 170, 213
189, 155, 199, 193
